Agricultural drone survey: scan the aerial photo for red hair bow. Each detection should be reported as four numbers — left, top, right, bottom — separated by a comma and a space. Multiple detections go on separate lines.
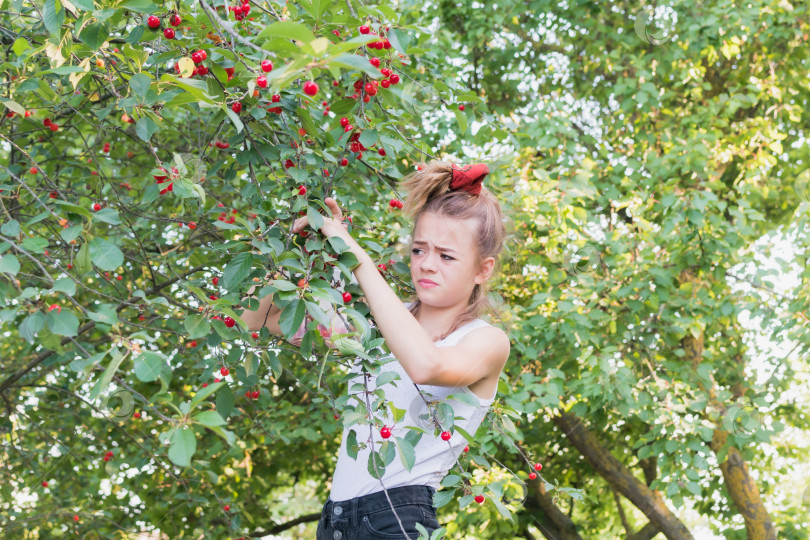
450, 163, 489, 196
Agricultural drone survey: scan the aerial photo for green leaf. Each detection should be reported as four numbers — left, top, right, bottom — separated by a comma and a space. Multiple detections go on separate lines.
168, 426, 197, 467
46, 309, 79, 337
184, 314, 211, 339
134, 351, 163, 382
78, 22, 109, 50
306, 204, 324, 232
396, 436, 416, 472
433, 489, 455, 509
330, 54, 383, 78
367, 449, 387, 479
51, 277, 76, 296
75, 242, 92, 274
88, 238, 123, 271
86, 304, 117, 325
347, 428, 358, 459
20, 312, 45, 343
258, 21, 316, 43
0, 254, 20, 275
43, 0, 65, 37
129, 73, 151, 97
1, 99, 25, 115
225, 107, 244, 133
89, 348, 126, 401
135, 116, 159, 142
0, 219, 20, 236
216, 384, 234, 419
192, 410, 226, 427
222, 252, 253, 290
70, 0, 95, 10
454, 108, 467, 134
387, 29, 410, 55
189, 381, 224, 411
358, 129, 378, 148
278, 298, 306, 339
440, 474, 461, 487
92, 207, 121, 225
447, 392, 481, 408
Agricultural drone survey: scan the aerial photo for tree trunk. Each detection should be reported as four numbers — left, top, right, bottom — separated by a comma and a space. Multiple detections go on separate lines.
677, 269, 776, 540
553, 411, 694, 540
710, 430, 777, 540
523, 478, 583, 540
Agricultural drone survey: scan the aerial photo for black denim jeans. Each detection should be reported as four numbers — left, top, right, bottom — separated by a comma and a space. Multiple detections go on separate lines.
316, 485, 442, 539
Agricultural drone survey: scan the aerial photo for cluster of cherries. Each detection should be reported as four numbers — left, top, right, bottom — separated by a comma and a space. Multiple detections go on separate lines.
153, 167, 178, 195
244, 388, 260, 399
146, 13, 182, 40
227, 0, 252, 21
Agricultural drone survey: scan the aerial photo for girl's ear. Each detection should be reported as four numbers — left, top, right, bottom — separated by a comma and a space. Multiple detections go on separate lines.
476, 256, 496, 284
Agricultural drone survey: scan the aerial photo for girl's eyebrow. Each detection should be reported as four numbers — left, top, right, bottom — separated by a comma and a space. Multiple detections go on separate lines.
412, 240, 456, 253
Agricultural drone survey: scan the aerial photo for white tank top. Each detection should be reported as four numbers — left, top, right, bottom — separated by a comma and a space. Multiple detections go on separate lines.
329, 302, 498, 502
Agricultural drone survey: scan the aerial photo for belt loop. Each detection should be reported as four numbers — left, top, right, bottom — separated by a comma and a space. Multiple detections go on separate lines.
351, 494, 359, 529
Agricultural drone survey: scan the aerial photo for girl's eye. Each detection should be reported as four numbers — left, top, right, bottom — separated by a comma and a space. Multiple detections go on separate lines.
411, 248, 453, 261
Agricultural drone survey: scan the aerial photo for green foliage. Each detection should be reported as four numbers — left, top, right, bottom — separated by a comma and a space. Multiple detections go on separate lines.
2, 0, 810, 538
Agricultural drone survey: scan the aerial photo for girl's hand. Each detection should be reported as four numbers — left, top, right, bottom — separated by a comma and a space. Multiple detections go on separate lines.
291, 197, 348, 239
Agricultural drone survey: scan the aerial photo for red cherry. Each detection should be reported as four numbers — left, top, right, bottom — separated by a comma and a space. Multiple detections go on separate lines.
340, 117, 349, 127
464, 445, 469, 452
334, 413, 340, 419
459, 104, 465, 111
147, 15, 160, 29
224, 67, 235, 76
245, 390, 251, 398
440, 431, 451, 441
214, 378, 221, 383
340, 158, 349, 166
377, 263, 387, 273
332, 80, 339, 86
116, 275, 122, 281
187, 221, 197, 229
212, 277, 219, 285
381, 79, 390, 89
284, 159, 295, 169
73, 515, 79, 522
220, 367, 229, 376
224, 316, 235, 328
528, 472, 537, 480
534, 463, 543, 471
49, 123, 59, 131
298, 185, 306, 195
256, 75, 268, 88
344, 124, 353, 133
224, 504, 230, 511
191, 51, 203, 63
303, 81, 319, 96
474, 495, 484, 504
188, 340, 197, 348
271, 94, 281, 102
42, 481, 49, 487
231, 102, 242, 114
251, 390, 259, 399
359, 25, 370, 34
251, 332, 259, 339
261, 60, 273, 72
378, 148, 386, 156
169, 14, 181, 26
370, 57, 380, 68
390, 73, 400, 84
93, 203, 101, 211
380, 426, 391, 439
163, 27, 175, 39
202, 382, 208, 388
342, 292, 352, 303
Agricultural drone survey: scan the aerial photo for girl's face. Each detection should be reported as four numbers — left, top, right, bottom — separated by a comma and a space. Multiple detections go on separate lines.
409, 212, 494, 308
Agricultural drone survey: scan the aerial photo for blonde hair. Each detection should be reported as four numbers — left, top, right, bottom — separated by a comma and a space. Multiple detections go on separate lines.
400, 160, 510, 341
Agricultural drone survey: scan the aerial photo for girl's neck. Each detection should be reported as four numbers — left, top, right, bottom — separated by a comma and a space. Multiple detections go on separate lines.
415, 302, 469, 342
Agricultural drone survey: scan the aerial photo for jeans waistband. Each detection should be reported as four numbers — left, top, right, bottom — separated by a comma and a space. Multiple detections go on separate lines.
324, 485, 435, 528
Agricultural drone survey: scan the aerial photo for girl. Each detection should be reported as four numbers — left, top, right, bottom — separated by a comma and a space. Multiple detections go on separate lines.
241, 160, 511, 539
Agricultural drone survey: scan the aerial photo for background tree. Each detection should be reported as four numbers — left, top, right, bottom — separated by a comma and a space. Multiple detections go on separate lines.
1, 0, 809, 539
